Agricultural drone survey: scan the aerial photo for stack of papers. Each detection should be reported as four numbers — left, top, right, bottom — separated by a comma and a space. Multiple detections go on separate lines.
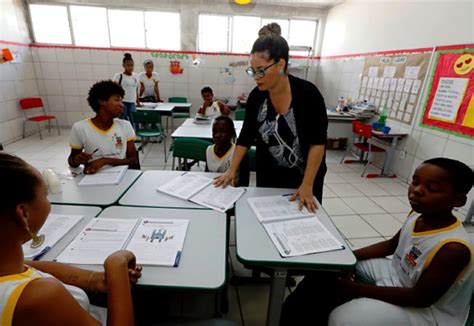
56, 218, 189, 267
79, 165, 128, 186
247, 195, 344, 258
157, 173, 245, 213
193, 114, 212, 124
23, 214, 84, 259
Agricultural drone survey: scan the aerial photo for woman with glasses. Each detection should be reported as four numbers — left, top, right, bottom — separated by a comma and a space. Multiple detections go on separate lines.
214, 27, 327, 212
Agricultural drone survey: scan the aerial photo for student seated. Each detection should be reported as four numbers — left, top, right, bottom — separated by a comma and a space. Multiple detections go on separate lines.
68, 80, 139, 174
0, 153, 142, 325
281, 157, 473, 326
197, 86, 230, 118
206, 116, 249, 187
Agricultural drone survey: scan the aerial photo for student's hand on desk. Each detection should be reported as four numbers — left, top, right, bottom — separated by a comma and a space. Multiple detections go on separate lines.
74, 152, 93, 165
213, 169, 237, 188
84, 158, 107, 174
104, 250, 142, 284
290, 184, 318, 213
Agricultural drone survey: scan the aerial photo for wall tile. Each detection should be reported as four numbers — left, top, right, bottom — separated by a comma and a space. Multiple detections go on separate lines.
58, 63, 77, 80
73, 49, 91, 64
56, 48, 75, 63
40, 62, 60, 79
43, 79, 63, 96
90, 50, 109, 64
61, 80, 79, 96
75, 63, 93, 80
414, 132, 447, 160
38, 48, 57, 63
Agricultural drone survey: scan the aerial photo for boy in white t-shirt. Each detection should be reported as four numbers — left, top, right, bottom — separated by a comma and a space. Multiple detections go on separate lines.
197, 87, 230, 118
139, 59, 162, 102
68, 80, 139, 174
281, 158, 473, 326
113, 53, 140, 123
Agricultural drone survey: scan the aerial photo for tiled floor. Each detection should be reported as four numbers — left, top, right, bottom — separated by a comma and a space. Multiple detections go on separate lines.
3, 130, 473, 325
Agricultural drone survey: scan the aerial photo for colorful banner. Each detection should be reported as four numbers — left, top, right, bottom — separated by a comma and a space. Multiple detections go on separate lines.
421, 49, 474, 137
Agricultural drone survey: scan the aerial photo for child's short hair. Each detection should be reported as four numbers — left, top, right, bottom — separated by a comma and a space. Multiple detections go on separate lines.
0, 153, 40, 213
87, 80, 125, 113
213, 116, 236, 138
201, 86, 213, 95
423, 157, 473, 194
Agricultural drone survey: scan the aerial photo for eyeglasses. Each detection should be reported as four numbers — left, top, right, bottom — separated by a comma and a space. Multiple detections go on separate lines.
246, 61, 277, 78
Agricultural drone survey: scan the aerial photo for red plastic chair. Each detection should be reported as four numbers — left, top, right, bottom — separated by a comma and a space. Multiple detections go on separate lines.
19, 98, 60, 139
340, 120, 386, 177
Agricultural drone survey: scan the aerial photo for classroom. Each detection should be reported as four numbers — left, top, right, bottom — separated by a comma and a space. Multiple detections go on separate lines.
0, 0, 473, 325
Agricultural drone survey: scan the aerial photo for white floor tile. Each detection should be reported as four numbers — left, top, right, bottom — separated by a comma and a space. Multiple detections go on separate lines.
347, 237, 385, 250
360, 214, 402, 237
327, 163, 354, 173
324, 172, 347, 184
322, 185, 337, 198
376, 182, 409, 196
391, 213, 410, 224
322, 198, 355, 216
370, 196, 412, 214
338, 172, 371, 183
326, 183, 364, 197
351, 182, 390, 197
341, 197, 385, 214
330, 215, 380, 238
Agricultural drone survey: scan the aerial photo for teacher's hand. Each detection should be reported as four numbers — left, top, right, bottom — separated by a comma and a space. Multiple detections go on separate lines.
213, 168, 237, 188
290, 184, 318, 213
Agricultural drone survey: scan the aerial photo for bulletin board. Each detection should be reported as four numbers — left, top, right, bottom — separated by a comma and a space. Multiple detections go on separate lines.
420, 49, 474, 138
358, 52, 431, 125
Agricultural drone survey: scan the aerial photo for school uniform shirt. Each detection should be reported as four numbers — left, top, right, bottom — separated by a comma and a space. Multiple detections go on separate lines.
390, 212, 473, 325
113, 72, 139, 103
206, 143, 235, 173
202, 101, 222, 118
237, 74, 327, 195
0, 266, 107, 325
69, 118, 135, 161
138, 72, 159, 97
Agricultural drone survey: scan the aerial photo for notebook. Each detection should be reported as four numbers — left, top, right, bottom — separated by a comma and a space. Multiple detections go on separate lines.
23, 214, 84, 259
55, 218, 189, 267
247, 195, 344, 258
156, 173, 245, 213
78, 165, 128, 186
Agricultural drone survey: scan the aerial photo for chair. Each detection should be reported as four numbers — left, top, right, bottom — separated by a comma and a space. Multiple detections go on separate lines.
19, 97, 60, 139
131, 111, 167, 162
172, 137, 212, 171
169, 96, 190, 132
340, 120, 386, 177
248, 147, 256, 172
234, 108, 246, 121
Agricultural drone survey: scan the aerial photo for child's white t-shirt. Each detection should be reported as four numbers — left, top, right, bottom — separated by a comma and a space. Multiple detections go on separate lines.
138, 72, 159, 97
113, 72, 139, 103
206, 143, 235, 173
69, 118, 136, 161
203, 101, 222, 118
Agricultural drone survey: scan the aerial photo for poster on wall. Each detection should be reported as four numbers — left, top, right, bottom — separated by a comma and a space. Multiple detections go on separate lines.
358, 52, 431, 125
420, 49, 474, 138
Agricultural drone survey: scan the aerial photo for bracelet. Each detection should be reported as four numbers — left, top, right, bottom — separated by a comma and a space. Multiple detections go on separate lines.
88, 271, 97, 291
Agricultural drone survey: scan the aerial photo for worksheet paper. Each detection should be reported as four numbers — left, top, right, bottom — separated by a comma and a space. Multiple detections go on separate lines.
78, 165, 128, 186
56, 218, 189, 266
23, 214, 84, 259
157, 173, 245, 212
247, 195, 315, 223
263, 217, 344, 258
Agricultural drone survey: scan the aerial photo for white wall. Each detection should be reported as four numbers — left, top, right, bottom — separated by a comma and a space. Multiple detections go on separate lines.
316, 0, 474, 216
0, 0, 41, 144
321, 0, 474, 56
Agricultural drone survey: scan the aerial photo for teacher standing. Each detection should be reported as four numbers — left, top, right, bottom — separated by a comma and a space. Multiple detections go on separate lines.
214, 27, 328, 212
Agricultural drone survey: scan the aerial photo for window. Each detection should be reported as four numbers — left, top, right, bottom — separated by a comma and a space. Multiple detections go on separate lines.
231, 16, 261, 53
198, 14, 317, 54
70, 6, 109, 47
198, 14, 229, 52
29, 4, 71, 44
145, 11, 180, 50
108, 9, 145, 48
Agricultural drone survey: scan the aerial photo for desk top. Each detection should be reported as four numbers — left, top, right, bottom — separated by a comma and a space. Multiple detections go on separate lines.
51, 204, 102, 216
372, 130, 408, 138
119, 170, 221, 209
181, 118, 243, 129
235, 187, 356, 270
172, 125, 242, 140
139, 102, 192, 112
44, 206, 227, 290
48, 170, 142, 206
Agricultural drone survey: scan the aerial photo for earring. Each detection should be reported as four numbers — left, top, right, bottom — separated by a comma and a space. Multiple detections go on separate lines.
26, 222, 45, 249
278, 69, 285, 76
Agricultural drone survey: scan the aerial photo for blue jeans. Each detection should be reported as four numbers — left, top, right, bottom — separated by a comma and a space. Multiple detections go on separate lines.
120, 102, 136, 125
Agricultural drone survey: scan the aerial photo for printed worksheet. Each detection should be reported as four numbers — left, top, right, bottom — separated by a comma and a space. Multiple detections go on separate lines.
79, 165, 128, 186
247, 195, 315, 223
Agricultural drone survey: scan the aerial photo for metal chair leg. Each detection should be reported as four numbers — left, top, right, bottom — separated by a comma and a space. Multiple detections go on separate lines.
22, 121, 26, 138
163, 136, 167, 163
37, 123, 43, 140
361, 153, 371, 177
56, 119, 60, 135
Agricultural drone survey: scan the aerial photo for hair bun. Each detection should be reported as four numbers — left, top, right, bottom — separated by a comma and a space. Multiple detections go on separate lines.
258, 23, 282, 37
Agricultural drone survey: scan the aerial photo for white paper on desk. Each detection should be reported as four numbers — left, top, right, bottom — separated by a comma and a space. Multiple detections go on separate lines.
56, 218, 138, 265
141, 102, 158, 108
157, 173, 212, 200
247, 195, 315, 223
263, 217, 344, 258
79, 165, 128, 186
125, 218, 189, 267
23, 214, 84, 259
191, 184, 245, 213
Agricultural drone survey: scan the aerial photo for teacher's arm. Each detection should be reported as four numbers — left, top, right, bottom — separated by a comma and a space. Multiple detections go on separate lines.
291, 144, 325, 212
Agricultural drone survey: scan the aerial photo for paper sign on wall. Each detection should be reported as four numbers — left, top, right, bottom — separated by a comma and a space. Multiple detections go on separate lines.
428, 77, 469, 123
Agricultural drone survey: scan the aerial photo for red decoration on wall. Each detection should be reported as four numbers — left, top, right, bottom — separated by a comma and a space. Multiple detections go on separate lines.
169, 61, 183, 74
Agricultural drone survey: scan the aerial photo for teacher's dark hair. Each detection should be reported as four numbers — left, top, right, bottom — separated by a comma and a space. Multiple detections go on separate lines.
251, 34, 289, 71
